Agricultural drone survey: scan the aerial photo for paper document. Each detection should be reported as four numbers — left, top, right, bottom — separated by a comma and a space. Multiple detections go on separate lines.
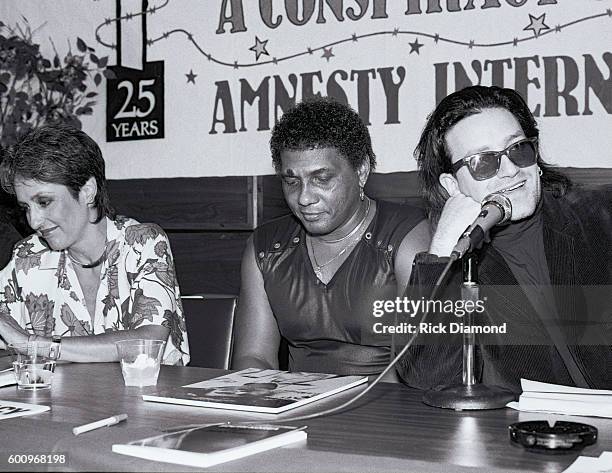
0, 400, 50, 420
507, 379, 612, 418
563, 452, 612, 473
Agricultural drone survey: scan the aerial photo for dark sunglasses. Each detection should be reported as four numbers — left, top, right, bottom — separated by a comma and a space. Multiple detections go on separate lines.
451, 137, 539, 181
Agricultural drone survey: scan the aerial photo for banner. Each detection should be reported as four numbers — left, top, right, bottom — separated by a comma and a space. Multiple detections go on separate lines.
1, 0, 611, 178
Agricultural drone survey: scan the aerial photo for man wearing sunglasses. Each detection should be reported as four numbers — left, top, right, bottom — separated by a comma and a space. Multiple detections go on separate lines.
397, 85, 611, 392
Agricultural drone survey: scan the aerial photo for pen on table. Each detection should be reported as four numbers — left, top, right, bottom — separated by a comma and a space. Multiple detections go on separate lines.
73, 414, 128, 436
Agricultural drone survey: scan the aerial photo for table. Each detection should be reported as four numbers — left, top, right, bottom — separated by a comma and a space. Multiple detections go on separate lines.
0, 363, 609, 472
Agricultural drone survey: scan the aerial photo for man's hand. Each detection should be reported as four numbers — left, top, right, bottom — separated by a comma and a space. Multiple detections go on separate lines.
428, 191, 482, 257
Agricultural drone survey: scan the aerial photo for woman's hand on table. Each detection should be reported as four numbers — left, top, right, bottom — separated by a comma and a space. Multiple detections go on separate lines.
0, 311, 30, 346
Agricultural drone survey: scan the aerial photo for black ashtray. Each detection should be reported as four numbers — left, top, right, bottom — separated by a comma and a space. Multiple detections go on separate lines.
509, 421, 597, 453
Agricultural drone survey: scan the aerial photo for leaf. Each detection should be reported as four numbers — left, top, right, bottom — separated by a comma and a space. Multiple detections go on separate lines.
131, 288, 161, 324
107, 265, 119, 299
126, 271, 138, 286
53, 55, 60, 68
85, 91, 97, 98
162, 310, 185, 352
106, 239, 121, 266
146, 261, 175, 288
90, 53, 99, 64
2, 285, 16, 303
16, 254, 41, 275
102, 293, 114, 318
98, 56, 108, 68
102, 68, 116, 80
0, 83, 6, 94
41, 59, 51, 68
76, 106, 93, 115
154, 241, 168, 257
60, 303, 90, 336
76, 37, 87, 53
25, 293, 56, 336
94, 73, 101, 86
120, 297, 132, 328
54, 253, 71, 291
0, 72, 11, 83
125, 224, 161, 246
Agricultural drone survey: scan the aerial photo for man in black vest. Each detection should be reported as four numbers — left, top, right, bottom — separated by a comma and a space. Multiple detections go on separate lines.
232, 97, 429, 378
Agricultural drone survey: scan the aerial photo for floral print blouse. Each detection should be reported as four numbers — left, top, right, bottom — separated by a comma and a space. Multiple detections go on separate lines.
0, 216, 190, 365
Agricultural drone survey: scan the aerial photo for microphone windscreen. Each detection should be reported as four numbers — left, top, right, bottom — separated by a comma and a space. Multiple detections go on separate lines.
483, 193, 512, 224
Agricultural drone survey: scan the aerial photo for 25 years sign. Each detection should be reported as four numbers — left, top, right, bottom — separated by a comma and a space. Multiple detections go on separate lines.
106, 61, 164, 141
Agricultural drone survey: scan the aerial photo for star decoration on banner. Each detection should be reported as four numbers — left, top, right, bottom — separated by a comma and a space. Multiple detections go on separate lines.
185, 69, 197, 84
322, 47, 334, 61
409, 38, 423, 54
249, 36, 269, 61
94, 2, 611, 67
524, 13, 550, 38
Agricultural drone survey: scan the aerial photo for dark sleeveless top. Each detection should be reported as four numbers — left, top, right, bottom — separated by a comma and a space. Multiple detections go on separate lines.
253, 201, 424, 376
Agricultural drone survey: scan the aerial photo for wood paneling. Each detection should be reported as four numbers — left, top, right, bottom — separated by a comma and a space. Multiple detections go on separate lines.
109, 176, 256, 230
105, 168, 612, 296
168, 232, 250, 296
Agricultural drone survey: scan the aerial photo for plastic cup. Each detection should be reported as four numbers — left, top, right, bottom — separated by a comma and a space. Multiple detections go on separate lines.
9, 341, 59, 390
115, 339, 165, 387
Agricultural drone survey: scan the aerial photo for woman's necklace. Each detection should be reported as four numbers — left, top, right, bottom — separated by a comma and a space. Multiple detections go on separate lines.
66, 244, 107, 269
308, 199, 372, 279
320, 197, 371, 244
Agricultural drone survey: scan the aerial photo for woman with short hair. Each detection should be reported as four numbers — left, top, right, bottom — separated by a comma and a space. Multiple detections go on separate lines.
0, 124, 189, 364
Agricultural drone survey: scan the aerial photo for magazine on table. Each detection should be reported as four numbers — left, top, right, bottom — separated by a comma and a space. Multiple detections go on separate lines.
112, 423, 307, 468
142, 368, 368, 414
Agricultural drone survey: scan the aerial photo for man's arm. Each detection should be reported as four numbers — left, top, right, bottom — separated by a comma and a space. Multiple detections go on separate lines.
394, 219, 431, 295
232, 236, 281, 370
393, 193, 477, 390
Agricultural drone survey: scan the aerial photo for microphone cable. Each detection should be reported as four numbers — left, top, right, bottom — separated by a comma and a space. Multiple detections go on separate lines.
232, 254, 459, 426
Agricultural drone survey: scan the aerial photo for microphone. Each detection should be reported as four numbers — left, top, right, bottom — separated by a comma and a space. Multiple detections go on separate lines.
450, 193, 512, 259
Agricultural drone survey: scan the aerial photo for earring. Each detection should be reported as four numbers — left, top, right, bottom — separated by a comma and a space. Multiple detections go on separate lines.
359, 187, 365, 201
538, 167, 543, 177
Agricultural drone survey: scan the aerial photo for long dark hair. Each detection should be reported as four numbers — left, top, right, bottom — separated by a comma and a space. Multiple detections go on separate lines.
415, 85, 571, 225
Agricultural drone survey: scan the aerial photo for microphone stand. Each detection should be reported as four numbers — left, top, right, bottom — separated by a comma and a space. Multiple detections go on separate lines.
422, 253, 515, 410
